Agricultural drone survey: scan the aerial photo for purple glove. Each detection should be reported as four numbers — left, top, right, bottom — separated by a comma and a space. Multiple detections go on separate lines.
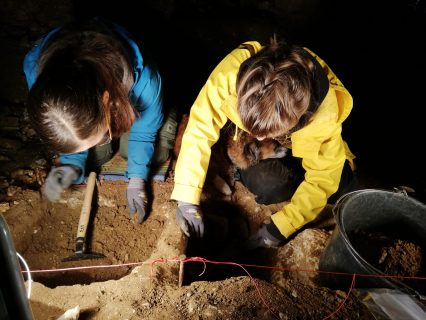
127, 178, 148, 223
176, 201, 204, 238
44, 165, 80, 202
246, 221, 286, 249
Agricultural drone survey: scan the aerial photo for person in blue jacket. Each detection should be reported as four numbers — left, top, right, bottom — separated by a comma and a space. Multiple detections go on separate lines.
23, 17, 174, 224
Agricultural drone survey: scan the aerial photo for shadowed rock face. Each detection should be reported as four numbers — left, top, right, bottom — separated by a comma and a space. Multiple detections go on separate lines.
2, 0, 426, 195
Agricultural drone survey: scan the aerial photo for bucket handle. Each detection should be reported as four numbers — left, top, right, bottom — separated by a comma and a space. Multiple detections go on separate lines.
392, 186, 416, 197
332, 189, 378, 217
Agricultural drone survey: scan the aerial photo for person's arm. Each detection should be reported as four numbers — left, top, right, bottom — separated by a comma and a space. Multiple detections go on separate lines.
272, 126, 347, 237
105, 22, 163, 223
170, 56, 246, 204
59, 151, 89, 184
269, 48, 355, 239
171, 85, 229, 204
245, 124, 348, 248
23, 27, 61, 89
109, 19, 165, 180
127, 64, 164, 180
271, 85, 353, 238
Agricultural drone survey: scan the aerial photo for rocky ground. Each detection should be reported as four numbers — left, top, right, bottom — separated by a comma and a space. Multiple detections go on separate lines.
1, 111, 424, 319
4, 169, 379, 320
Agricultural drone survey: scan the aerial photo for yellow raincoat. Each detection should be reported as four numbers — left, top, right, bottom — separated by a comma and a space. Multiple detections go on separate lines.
171, 41, 355, 238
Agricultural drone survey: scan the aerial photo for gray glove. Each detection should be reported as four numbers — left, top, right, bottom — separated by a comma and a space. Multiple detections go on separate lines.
127, 178, 148, 223
246, 222, 286, 249
176, 201, 204, 238
44, 165, 80, 202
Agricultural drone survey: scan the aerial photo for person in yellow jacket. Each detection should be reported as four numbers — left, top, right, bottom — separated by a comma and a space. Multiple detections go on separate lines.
171, 36, 357, 247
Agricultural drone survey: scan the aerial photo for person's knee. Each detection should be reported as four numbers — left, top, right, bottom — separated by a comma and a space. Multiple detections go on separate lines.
239, 158, 304, 205
119, 132, 129, 160
157, 107, 178, 151
150, 106, 178, 166
151, 147, 170, 166
87, 143, 114, 171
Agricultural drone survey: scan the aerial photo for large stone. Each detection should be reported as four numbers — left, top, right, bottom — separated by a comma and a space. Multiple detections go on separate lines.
271, 228, 331, 287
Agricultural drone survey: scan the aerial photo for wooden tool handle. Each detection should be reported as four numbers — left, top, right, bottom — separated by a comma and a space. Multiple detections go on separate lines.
76, 172, 97, 239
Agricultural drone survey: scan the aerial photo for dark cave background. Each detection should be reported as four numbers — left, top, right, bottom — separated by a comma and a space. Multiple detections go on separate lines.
0, 0, 425, 199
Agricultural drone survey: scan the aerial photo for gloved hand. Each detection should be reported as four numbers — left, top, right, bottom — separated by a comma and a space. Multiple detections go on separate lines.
44, 165, 80, 202
127, 178, 148, 223
176, 201, 204, 238
246, 221, 287, 249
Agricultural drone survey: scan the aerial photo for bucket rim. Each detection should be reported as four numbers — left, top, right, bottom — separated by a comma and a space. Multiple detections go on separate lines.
334, 188, 426, 211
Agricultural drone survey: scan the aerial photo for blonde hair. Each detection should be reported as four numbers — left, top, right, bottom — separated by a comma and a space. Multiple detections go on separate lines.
237, 37, 315, 138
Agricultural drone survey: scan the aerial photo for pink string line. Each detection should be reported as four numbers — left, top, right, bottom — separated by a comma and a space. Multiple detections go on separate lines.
21, 256, 425, 320
322, 274, 356, 320
24, 258, 426, 281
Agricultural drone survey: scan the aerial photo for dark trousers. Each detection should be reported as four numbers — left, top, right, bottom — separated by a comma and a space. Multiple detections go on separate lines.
86, 106, 177, 173
328, 161, 359, 204
239, 156, 358, 205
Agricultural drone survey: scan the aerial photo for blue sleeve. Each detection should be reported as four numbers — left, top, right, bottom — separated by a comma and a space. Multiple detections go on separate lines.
23, 27, 61, 89
59, 151, 89, 184
23, 44, 40, 89
127, 64, 164, 179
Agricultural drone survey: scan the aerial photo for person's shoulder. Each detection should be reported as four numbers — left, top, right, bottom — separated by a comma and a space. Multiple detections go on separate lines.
239, 41, 263, 50
301, 47, 324, 65
217, 41, 263, 70
207, 41, 264, 85
232, 41, 263, 58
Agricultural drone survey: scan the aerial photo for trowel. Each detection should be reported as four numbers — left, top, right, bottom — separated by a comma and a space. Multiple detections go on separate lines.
62, 171, 105, 262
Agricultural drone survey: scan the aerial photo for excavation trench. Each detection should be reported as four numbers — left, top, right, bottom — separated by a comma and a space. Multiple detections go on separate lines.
5, 175, 424, 298
183, 199, 277, 284
5, 177, 286, 289
5, 179, 186, 288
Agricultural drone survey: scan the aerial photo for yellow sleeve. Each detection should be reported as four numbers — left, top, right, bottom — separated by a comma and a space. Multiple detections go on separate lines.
170, 80, 228, 204
270, 82, 354, 238
271, 123, 347, 237
171, 44, 259, 204
271, 49, 355, 238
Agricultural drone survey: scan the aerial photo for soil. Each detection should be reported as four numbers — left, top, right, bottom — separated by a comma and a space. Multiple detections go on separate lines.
3, 174, 377, 320
348, 230, 425, 295
349, 230, 424, 278
5, 179, 181, 288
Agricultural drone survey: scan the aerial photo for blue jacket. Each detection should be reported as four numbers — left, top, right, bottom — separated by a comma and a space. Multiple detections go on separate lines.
23, 20, 164, 183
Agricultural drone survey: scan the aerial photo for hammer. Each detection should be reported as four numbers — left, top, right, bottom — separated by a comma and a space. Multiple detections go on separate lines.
62, 172, 105, 262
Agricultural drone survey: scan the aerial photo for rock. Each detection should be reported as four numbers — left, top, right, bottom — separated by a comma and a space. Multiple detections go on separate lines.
0, 116, 19, 130
271, 228, 331, 287
7, 185, 22, 197
0, 137, 22, 151
0, 202, 10, 213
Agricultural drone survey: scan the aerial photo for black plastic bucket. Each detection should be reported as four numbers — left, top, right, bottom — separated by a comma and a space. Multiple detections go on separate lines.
318, 189, 426, 295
